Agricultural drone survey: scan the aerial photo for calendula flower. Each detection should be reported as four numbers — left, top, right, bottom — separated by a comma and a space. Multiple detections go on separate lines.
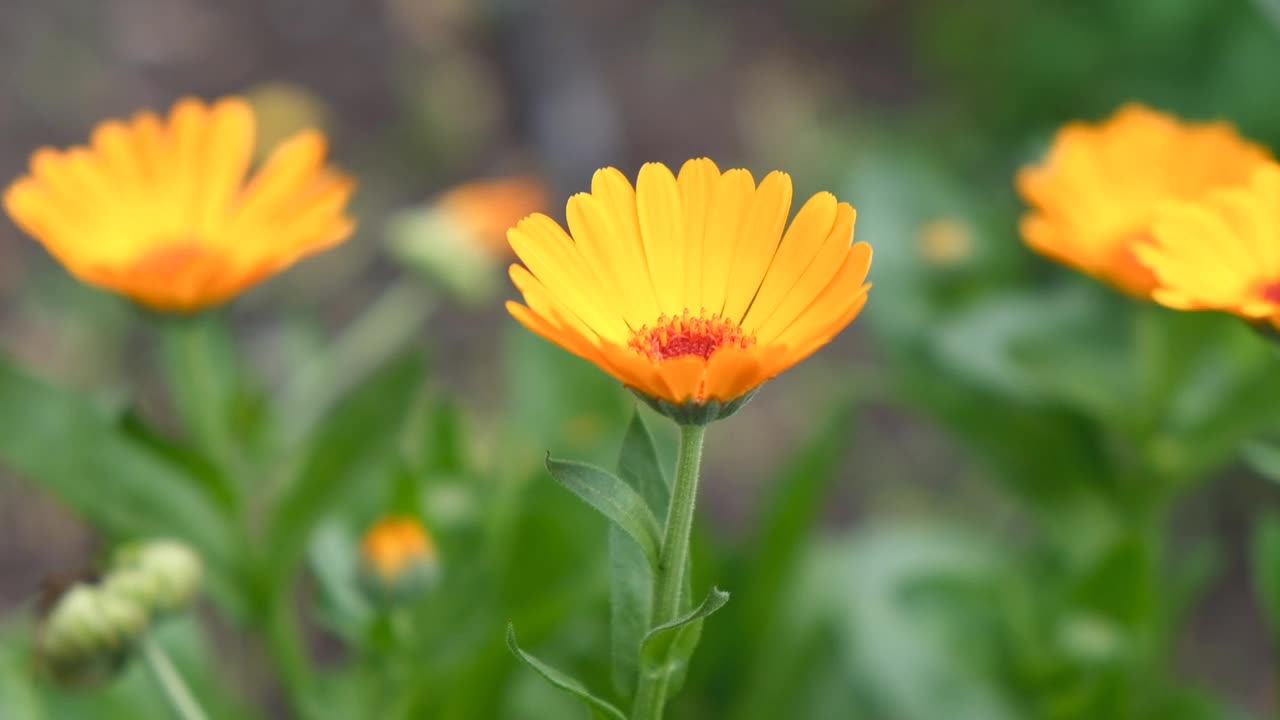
438, 177, 548, 259
389, 176, 547, 302
3, 96, 355, 311
1134, 162, 1280, 326
359, 515, 438, 603
1017, 104, 1269, 295
505, 158, 872, 423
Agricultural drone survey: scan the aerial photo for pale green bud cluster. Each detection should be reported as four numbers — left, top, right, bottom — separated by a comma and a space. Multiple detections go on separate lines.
107, 540, 203, 613
37, 539, 203, 686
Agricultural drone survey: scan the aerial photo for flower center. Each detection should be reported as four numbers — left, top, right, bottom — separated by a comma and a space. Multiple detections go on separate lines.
1258, 281, 1280, 304
629, 310, 755, 362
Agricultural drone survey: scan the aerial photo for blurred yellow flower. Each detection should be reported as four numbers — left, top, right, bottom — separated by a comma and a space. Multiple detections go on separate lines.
1017, 104, 1269, 296
1135, 162, 1280, 325
360, 516, 436, 581
505, 158, 872, 414
3, 96, 355, 312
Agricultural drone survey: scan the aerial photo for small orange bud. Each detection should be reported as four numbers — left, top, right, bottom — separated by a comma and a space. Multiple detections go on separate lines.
359, 516, 439, 604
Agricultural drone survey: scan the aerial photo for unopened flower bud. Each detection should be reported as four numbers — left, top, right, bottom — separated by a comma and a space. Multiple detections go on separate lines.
388, 177, 547, 304
37, 584, 147, 687
111, 540, 202, 614
359, 516, 439, 605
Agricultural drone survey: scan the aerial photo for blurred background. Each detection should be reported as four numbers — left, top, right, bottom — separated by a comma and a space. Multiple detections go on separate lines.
4, 0, 1280, 718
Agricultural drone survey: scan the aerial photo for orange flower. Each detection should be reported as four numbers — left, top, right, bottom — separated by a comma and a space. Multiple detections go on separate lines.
437, 177, 548, 258
1136, 162, 1280, 325
3, 96, 355, 311
505, 159, 872, 421
360, 516, 436, 581
1017, 104, 1269, 295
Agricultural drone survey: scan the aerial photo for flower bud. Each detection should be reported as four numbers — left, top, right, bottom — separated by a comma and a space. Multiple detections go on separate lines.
388, 177, 547, 304
359, 516, 439, 605
110, 540, 202, 614
37, 584, 147, 687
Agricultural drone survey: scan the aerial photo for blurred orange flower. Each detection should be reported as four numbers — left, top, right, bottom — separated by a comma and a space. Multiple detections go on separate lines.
1135, 162, 1280, 326
437, 176, 548, 258
3, 96, 355, 312
505, 158, 872, 419
1017, 104, 1269, 295
360, 516, 436, 581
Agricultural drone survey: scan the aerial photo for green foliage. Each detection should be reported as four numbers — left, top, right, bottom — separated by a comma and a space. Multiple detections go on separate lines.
506, 625, 627, 720
1252, 513, 1280, 639
545, 456, 663, 569
0, 356, 236, 579
610, 413, 668, 698
7, 1, 1280, 716
638, 587, 728, 700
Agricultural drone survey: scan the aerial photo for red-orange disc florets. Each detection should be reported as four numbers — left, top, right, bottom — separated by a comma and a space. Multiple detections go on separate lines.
1258, 281, 1280, 304
628, 309, 756, 363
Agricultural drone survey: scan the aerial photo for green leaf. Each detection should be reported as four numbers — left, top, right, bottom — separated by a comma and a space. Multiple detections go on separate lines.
0, 356, 233, 568
640, 587, 730, 698
505, 624, 627, 720
544, 456, 662, 569
608, 527, 652, 699
1252, 513, 1280, 637
1243, 442, 1280, 485
737, 398, 855, 639
618, 411, 669, 516
0, 627, 45, 720
268, 354, 426, 578
609, 411, 666, 699
274, 282, 435, 447
422, 398, 468, 475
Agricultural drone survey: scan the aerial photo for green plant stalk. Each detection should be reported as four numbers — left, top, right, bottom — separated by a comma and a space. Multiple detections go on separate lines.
631, 422, 707, 720
141, 635, 209, 720
159, 312, 244, 499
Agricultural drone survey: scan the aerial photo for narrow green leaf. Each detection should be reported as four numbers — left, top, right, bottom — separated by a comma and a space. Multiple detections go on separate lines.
268, 354, 425, 577
505, 624, 627, 720
731, 398, 855, 663
608, 527, 652, 699
640, 587, 730, 697
275, 282, 435, 447
1252, 513, 1280, 637
609, 411, 664, 699
545, 456, 661, 568
423, 398, 468, 475
619, 411, 669, 515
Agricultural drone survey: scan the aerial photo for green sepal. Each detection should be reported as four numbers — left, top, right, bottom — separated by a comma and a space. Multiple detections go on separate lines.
545, 456, 662, 569
505, 624, 627, 720
629, 388, 760, 426
639, 587, 730, 698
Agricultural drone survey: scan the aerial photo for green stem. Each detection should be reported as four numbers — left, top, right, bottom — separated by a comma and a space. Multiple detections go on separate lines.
160, 314, 238, 461
631, 422, 707, 720
141, 635, 209, 720
265, 586, 312, 715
